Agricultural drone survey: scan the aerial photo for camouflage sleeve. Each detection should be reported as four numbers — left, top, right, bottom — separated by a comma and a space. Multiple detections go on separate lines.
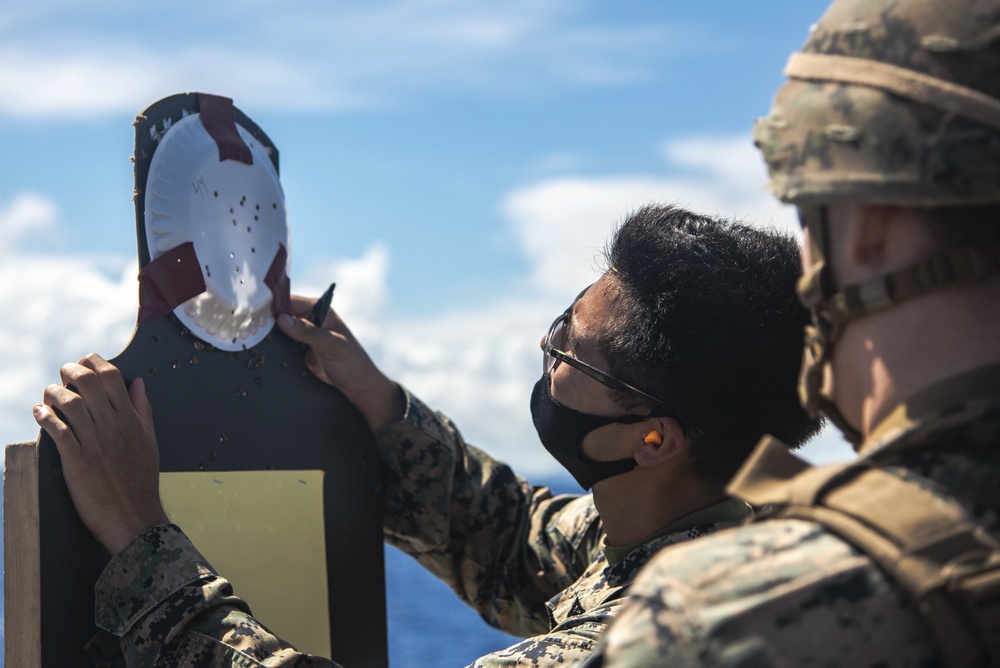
93, 523, 342, 667
374, 388, 602, 637
577, 519, 936, 668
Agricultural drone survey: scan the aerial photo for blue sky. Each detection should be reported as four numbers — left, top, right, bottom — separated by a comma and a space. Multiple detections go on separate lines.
0, 0, 855, 474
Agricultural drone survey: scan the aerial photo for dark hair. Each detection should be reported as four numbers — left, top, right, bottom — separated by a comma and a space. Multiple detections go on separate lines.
599, 204, 821, 487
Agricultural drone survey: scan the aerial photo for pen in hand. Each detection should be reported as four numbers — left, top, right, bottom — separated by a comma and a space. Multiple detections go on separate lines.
308, 282, 337, 327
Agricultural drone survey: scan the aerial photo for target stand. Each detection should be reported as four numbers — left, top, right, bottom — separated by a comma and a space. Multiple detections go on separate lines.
4, 93, 388, 667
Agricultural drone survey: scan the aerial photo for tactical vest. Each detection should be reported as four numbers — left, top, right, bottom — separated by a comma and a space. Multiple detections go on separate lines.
728, 437, 1000, 667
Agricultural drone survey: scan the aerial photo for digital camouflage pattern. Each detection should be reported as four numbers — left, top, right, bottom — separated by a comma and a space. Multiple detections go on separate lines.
89, 389, 750, 666
754, 0, 1000, 206
580, 364, 1000, 667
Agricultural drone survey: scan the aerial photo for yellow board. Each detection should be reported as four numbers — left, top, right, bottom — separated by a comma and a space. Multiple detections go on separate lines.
160, 470, 331, 657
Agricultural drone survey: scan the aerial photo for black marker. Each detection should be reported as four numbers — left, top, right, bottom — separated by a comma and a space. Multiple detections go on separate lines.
308, 282, 336, 327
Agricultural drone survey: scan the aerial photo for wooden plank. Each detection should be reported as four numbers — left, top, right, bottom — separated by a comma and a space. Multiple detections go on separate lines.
4, 441, 41, 668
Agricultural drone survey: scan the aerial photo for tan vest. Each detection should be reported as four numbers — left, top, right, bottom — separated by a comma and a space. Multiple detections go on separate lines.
728, 437, 1000, 667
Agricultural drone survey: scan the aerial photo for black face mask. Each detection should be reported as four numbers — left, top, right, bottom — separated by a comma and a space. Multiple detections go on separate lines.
530, 375, 649, 491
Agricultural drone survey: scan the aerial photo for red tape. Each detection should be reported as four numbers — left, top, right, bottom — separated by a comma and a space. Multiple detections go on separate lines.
198, 93, 253, 165
137, 242, 207, 325
265, 244, 291, 316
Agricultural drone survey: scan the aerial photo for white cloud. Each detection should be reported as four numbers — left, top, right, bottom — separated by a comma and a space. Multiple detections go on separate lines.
0, 193, 58, 250
503, 134, 800, 300
296, 243, 391, 330
0, 251, 137, 447
0, 1, 701, 118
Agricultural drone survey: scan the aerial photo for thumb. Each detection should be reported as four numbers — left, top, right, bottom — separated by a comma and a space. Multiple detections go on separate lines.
129, 377, 155, 434
277, 313, 321, 345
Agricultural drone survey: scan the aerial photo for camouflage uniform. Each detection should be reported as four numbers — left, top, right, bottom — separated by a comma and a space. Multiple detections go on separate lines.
583, 364, 1000, 667
88, 389, 750, 666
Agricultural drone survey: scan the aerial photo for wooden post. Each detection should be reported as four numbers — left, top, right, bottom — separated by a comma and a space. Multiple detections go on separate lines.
4, 441, 41, 668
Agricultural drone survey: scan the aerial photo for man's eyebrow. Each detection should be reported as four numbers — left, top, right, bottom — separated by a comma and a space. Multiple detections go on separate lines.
564, 305, 579, 351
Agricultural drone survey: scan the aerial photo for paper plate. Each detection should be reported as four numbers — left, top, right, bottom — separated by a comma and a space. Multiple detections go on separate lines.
144, 113, 289, 350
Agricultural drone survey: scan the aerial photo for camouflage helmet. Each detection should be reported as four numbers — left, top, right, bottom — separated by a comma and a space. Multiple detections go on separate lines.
755, 0, 1000, 206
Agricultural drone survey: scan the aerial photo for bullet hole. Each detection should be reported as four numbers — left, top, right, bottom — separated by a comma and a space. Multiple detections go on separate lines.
210, 451, 218, 461
247, 226, 252, 233
254, 215, 258, 221
189, 356, 199, 365
251, 247, 256, 253
199, 463, 205, 471
220, 434, 228, 443
152, 335, 160, 343
236, 389, 249, 398
255, 377, 263, 386
255, 204, 260, 210
272, 203, 277, 209
230, 207, 234, 214
299, 479, 307, 485
214, 191, 218, 197
193, 341, 205, 350
233, 219, 237, 226
204, 265, 211, 276
150, 368, 157, 377
171, 360, 179, 370
180, 328, 190, 336
230, 252, 235, 259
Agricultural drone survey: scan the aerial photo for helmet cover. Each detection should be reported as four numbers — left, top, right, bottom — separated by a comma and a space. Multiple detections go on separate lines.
755, 0, 1000, 206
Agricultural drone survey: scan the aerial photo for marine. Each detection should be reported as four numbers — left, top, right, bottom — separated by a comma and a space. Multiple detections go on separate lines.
583, 0, 1000, 665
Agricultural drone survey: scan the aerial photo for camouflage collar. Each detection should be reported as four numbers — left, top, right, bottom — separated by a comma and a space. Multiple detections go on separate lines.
601, 496, 751, 566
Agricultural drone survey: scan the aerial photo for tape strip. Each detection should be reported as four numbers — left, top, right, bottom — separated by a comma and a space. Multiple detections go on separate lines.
197, 93, 254, 165
137, 242, 207, 325
786, 52, 1000, 133
265, 244, 291, 316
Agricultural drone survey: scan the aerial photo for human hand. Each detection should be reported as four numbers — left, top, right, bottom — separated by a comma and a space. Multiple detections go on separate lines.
33, 354, 169, 556
277, 294, 404, 431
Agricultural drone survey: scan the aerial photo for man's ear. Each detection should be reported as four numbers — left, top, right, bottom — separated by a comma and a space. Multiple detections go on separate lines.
633, 417, 685, 467
847, 204, 893, 270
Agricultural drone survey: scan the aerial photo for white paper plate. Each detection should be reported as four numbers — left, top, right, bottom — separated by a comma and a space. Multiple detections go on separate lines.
144, 113, 289, 351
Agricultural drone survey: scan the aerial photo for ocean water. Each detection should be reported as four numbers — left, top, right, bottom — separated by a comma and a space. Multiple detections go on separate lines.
0, 474, 579, 667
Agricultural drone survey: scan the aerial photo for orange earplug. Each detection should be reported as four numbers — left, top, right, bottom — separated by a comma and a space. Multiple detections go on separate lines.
643, 430, 663, 446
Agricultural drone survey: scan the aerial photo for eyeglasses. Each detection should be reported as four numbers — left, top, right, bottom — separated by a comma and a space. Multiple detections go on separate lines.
541, 290, 703, 437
